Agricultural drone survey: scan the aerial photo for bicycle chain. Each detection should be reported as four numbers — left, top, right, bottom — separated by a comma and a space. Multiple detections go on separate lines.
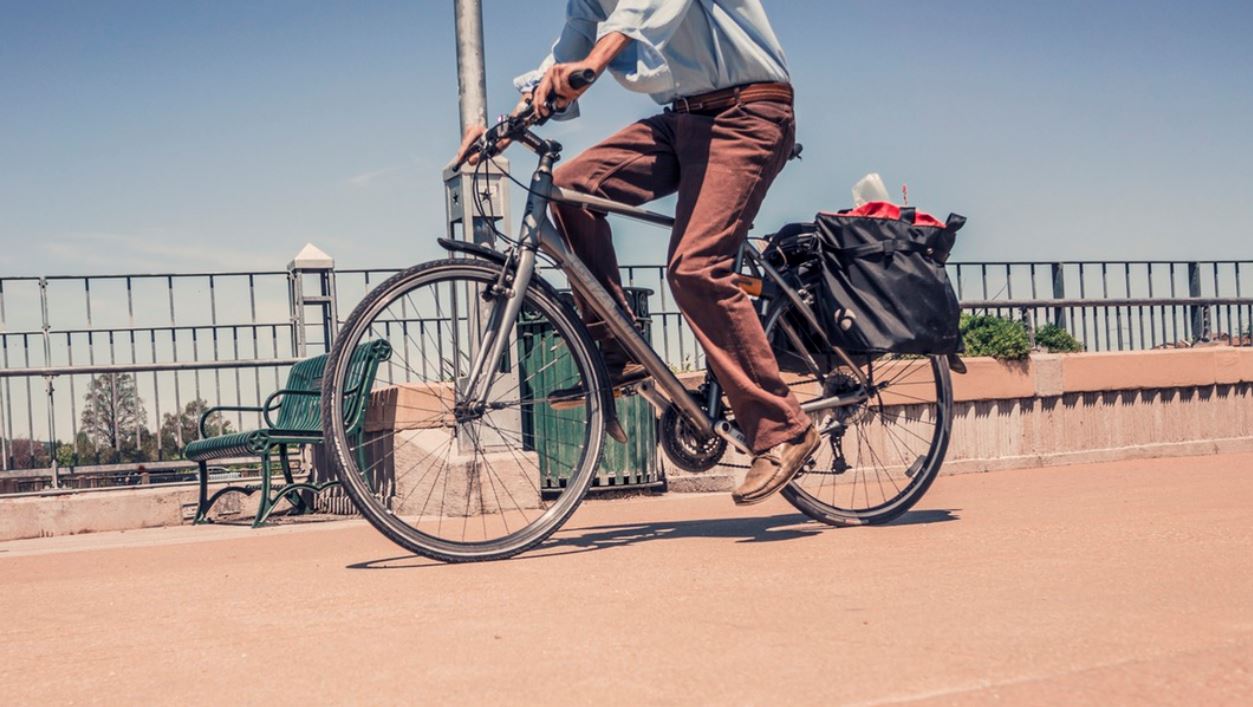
657, 373, 834, 473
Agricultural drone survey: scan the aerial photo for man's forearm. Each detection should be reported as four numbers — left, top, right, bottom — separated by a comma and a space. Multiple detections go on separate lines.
585, 32, 632, 74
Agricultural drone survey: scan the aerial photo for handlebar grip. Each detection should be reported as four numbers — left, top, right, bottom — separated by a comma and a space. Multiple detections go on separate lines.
540, 70, 596, 117
568, 68, 596, 90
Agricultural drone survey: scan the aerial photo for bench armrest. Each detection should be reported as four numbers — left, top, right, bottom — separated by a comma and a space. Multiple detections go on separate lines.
259, 381, 372, 431
261, 388, 321, 430
199, 405, 267, 439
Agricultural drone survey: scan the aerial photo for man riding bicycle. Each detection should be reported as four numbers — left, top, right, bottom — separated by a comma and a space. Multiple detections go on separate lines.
455, 0, 819, 505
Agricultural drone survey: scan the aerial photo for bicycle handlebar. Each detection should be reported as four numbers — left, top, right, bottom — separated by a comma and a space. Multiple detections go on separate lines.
452, 69, 597, 170
567, 68, 596, 91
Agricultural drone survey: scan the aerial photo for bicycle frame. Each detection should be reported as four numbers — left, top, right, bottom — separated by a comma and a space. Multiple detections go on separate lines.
458, 139, 871, 453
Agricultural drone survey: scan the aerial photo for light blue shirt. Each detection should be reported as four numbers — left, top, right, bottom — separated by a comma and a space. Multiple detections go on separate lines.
515, 0, 790, 117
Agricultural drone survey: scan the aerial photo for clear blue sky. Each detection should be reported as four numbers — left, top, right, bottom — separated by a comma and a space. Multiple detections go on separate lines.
2, 0, 1251, 276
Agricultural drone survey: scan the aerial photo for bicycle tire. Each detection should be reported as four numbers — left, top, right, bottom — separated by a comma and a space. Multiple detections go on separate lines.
321, 258, 609, 562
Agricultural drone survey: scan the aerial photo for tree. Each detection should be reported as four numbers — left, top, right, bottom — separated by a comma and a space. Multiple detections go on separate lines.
79, 373, 150, 463
71, 431, 99, 466
160, 399, 233, 460
55, 442, 76, 468
7, 437, 52, 469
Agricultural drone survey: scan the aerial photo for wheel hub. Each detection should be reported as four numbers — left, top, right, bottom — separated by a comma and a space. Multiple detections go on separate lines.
453, 401, 487, 423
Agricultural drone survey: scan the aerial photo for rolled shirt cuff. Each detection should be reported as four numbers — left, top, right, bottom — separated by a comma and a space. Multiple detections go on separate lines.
511, 66, 581, 121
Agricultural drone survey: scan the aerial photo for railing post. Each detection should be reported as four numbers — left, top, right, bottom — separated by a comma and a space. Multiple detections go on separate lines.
45, 376, 58, 489
288, 244, 337, 356
1188, 261, 1205, 342
1022, 306, 1037, 349
38, 278, 60, 488
0, 377, 7, 472
1050, 262, 1066, 329
1, 277, 10, 472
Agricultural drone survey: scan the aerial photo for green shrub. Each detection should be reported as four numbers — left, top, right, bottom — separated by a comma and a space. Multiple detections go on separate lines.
1035, 323, 1084, 353
960, 314, 1031, 360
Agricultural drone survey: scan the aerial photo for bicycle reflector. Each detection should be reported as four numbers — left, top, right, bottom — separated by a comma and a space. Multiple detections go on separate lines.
733, 274, 764, 297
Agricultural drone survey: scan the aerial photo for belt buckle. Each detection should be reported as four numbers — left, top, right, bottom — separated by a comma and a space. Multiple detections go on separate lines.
676, 96, 692, 113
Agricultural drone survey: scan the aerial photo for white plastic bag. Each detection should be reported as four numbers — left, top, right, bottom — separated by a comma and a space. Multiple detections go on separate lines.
851, 173, 891, 207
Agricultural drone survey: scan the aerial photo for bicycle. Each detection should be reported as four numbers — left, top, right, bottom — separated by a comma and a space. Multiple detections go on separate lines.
321, 71, 953, 562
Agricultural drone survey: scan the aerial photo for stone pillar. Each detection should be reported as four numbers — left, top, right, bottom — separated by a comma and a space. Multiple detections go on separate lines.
360, 382, 544, 517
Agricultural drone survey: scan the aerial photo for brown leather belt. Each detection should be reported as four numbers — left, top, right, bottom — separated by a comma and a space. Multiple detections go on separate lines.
669, 82, 793, 115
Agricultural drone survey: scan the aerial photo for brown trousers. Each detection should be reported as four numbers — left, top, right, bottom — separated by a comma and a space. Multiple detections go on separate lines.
550, 98, 811, 453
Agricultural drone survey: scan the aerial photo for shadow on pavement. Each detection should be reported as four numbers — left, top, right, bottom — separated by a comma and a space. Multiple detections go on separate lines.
886, 509, 961, 526
345, 508, 959, 570
199, 513, 344, 528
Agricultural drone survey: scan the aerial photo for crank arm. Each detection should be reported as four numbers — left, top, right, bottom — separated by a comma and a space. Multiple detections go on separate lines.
800, 390, 871, 415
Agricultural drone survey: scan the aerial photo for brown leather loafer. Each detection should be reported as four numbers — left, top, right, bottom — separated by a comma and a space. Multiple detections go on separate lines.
732, 425, 821, 506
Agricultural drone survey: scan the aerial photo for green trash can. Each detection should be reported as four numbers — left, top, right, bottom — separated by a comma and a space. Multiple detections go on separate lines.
518, 287, 659, 491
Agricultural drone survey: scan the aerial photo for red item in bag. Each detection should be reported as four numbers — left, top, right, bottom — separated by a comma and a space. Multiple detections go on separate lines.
827, 201, 948, 229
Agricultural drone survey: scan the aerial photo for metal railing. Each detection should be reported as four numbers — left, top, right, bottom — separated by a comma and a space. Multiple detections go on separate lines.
0, 271, 300, 481
950, 260, 1253, 350
2, 254, 1249, 490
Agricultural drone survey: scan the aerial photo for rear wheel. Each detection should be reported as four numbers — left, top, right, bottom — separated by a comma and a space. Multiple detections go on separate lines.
322, 259, 608, 562
761, 299, 953, 526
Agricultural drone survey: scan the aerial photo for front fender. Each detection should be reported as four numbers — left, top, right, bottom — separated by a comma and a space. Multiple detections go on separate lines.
437, 237, 509, 266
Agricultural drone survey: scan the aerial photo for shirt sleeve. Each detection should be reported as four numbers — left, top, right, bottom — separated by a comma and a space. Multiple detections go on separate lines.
597, 0, 695, 95
512, 0, 604, 120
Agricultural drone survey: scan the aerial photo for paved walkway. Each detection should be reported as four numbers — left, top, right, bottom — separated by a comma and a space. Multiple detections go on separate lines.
3, 453, 1252, 705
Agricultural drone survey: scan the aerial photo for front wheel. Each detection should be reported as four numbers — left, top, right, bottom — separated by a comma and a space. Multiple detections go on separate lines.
760, 299, 954, 526
321, 259, 609, 562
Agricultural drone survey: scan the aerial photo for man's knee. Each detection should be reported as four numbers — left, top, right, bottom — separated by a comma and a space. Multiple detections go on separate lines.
667, 255, 723, 306
551, 163, 598, 228
550, 165, 582, 226
552, 161, 594, 194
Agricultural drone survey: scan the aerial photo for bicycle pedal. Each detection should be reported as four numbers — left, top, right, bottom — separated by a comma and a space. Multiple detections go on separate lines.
548, 386, 628, 411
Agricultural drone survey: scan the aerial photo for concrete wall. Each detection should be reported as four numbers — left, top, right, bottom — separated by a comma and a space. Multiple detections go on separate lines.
4, 347, 1251, 540
947, 383, 1253, 473
945, 348, 1253, 472
0, 482, 262, 542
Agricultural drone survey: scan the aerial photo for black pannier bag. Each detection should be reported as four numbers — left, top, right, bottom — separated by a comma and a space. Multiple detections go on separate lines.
762, 203, 966, 361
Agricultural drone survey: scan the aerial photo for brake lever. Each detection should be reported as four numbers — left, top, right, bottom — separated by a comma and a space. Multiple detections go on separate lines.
450, 143, 479, 172
451, 116, 511, 171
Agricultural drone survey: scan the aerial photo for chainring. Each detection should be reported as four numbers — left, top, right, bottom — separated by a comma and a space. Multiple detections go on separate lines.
658, 404, 727, 473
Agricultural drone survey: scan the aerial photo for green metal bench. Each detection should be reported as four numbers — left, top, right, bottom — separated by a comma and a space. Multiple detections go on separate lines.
186, 340, 392, 526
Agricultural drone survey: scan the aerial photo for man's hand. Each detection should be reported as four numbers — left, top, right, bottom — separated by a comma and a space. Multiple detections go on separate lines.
533, 62, 599, 119
450, 95, 535, 169
451, 122, 486, 169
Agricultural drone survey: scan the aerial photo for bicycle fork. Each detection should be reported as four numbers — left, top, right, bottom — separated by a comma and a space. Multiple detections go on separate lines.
459, 247, 537, 409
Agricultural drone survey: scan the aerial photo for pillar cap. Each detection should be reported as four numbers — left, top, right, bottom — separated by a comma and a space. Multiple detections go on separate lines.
442, 154, 510, 181
288, 243, 334, 271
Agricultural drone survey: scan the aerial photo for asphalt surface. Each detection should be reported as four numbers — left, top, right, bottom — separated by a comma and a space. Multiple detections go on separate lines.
2, 453, 1252, 705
